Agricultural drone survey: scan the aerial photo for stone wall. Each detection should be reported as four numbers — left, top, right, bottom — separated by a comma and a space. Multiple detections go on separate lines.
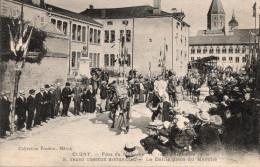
0, 56, 68, 98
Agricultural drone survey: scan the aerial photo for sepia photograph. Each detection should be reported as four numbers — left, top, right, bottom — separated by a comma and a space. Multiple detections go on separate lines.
0, 0, 260, 166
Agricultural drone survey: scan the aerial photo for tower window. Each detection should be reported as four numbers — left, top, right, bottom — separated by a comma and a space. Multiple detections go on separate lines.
197, 47, 201, 54
235, 46, 240, 53
216, 47, 220, 54
191, 47, 195, 54
222, 47, 226, 53
203, 47, 207, 54
209, 47, 214, 54
242, 46, 246, 53
229, 46, 233, 53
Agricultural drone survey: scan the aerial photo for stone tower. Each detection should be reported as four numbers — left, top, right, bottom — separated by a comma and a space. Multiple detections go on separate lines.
228, 10, 239, 35
207, 0, 225, 31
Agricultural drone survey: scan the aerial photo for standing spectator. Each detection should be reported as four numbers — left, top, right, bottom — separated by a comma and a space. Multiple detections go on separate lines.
53, 83, 62, 116
26, 89, 36, 130
86, 85, 96, 113
138, 79, 145, 103
175, 81, 184, 106
42, 84, 50, 122
100, 81, 107, 113
0, 91, 12, 138
34, 87, 45, 127
15, 91, 27, 131
72, 82, 82, 116
81, 88, 88, 114
61, 82, 73, 117
158, 94, 174, 122
91, 74, 99, 95
49, 87, 56, 119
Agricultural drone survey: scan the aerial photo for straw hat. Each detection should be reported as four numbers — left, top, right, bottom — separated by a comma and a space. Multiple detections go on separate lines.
124, 143, 139, 158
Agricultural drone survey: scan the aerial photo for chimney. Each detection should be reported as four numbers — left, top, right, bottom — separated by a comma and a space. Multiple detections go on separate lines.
153, 0, 161, 15
31, 0, 45, 8
101, 10, 106, 18
89, 5, 94, 9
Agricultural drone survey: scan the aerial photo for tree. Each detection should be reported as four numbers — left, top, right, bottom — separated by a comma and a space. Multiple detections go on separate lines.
0, 16, 47, 133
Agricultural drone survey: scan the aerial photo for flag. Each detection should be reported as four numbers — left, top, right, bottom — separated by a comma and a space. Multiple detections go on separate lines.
22, 28, 33, 58
8, 25, 17, 57
253, 2, 256, 17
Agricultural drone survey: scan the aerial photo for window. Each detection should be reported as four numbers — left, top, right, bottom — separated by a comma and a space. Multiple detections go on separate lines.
222, 47, 226, 53
93, 53, 97, 68
242, 57, 246, 63
120, 30, 124, 40
216, 57, 220, 62
197, 47, 201, 54
72, 24, 76, 40
235, 57, 239, 63
89, 53, 93, 67
229, 46, 233, 53
51, 19, 56, 25
97, 53, 100, 68
229, 57, 233, 63
90, 28, 93, 43
63, 22, 68, 35
191, 57, 194, 61
82, 26, 86, 42
77, 25, 81, 41
110, 54, 115, 66
242, 46, 246, 53
104, 54, 109, 66
214, 22, 217, 26
104, 30, 109, 43
77, 52, 81, 68
185, 37, 187, 46
110, 30, 115, 43
98, 30, 101, 44
203, 47, 207, 54
216, 47, 220, 54
191, 47, 195, 54
94, 29, 97, 43
57, 20, 62, 31
127, 54, 131, 66
197, 57, 200, 60
126, 30, 131, 42
71, 51, 76, 67
222, 57, 226, 63
107, 21, 113, 25
176, 22, 180, 29
235, 46, 240, 53
209, 47, 214, 54
40, 17, 45, 26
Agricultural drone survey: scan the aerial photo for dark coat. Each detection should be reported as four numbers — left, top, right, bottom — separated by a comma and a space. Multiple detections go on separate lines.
0, 97, 11, 131
15, 97, 27, 116
35, 92, 45, 107
27, 95, 36, 112
140, 136, 159, 154
86, 90, 96, 113
204, 95, 218, 103
100, 84, 107, 99
159, 101, 173, 122
61, 87, 72, 103
53, 87, 62, 102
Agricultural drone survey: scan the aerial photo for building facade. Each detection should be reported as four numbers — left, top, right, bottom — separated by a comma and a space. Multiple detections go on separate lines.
81, 0, 190, 77
189, 0, 258, 72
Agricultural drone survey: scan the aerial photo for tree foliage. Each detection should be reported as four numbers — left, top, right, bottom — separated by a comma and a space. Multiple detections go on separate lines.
0, 16, 47, 64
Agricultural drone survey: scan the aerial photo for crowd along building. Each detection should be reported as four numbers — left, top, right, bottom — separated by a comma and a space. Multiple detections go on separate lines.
80, 0, 190, 77
189, 0, 258, 72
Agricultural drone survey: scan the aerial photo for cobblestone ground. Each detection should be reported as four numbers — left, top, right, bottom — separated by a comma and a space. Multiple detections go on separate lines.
0, 84, 259, 166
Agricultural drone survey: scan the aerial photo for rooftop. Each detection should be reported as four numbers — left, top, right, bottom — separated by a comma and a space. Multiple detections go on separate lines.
190, 29, 259, 45
208, 0, 225, 15
80, 5, 190, 27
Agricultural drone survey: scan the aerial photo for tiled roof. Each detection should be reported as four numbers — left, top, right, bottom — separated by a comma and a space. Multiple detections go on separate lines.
208, 0, 225, 15
190, 29, 259, 45
45, 4, 102, 26
80, 5, 190, 27
11, 0, 102, 26
39, 22, 68, 37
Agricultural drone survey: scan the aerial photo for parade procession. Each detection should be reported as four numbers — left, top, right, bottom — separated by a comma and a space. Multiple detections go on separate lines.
0, 0, 260, 166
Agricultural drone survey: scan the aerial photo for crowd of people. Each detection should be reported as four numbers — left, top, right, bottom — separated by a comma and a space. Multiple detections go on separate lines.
140, 69, 258, 156
0, 68, 258, 157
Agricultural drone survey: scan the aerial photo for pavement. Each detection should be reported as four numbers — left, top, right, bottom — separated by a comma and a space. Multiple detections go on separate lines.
0, 84, 259, 166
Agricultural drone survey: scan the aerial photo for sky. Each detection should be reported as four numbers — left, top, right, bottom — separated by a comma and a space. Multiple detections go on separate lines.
45, 0, 259, 36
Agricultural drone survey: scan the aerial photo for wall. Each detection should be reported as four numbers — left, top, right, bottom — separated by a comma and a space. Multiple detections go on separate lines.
0, 56, 68, 97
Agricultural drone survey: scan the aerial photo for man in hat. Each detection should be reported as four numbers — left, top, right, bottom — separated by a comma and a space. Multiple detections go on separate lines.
204, 89, 218, 104
53, 83, 62, 116
156, 129, 173, 156
26, 89, 36, 130
91, 74, 99, 95
140, 122, 160, 154
49, 86, 56, 118
15, 90, 27, 131
61, 82, 73, 117
158, 93, 174, 122
0, 91, 12, 138
34, 87, 45, 126
44, 84, 51, 121
100, 81, 107, 113
72, 82, 82, 116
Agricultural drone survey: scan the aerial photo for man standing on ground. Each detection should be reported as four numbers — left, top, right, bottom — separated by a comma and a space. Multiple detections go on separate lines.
72, 82, 82, 116
53, 83, 62, 116
34, 87, 45, 127
15, 91, 27, 131
26, 89, 36, 130
0, 91, 12, 138
61, 82, 73, 117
